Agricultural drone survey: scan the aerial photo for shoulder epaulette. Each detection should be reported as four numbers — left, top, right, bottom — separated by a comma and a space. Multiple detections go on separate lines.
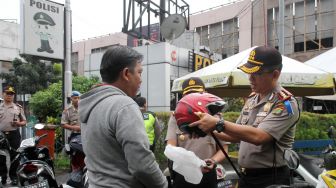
15, 103, 22, 108
277, 89, 292, 101
248, 92, 256, 98
145, 111, 156, 118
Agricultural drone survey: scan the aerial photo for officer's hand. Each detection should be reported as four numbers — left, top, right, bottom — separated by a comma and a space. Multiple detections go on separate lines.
201, 159, 217, 173
11, 120, 20, 127
189, 112, 219, 134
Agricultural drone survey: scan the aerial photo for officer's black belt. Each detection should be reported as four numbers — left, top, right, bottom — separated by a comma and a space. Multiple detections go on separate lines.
241, 166, 288, 176
2, 130, 18, 135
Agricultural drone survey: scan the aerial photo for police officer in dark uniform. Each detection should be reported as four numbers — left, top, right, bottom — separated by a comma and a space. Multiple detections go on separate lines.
189, 46, 300, 188
0, 86, 27, 185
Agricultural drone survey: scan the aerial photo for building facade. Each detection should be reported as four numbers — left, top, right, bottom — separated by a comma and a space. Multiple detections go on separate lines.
0, 20, 20, 92
191, 0, 336, 61
1, 0, 336, 111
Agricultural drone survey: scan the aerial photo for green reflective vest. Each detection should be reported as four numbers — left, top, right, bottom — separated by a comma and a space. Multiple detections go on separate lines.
143, 112, 155, 145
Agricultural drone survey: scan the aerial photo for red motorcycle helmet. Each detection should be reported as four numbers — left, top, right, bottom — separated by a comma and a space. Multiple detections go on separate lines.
174, 92, 226, 137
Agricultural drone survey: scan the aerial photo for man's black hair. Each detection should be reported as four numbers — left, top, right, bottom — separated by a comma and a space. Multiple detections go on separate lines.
134, 96, 146, 107
100, 45, 143, 83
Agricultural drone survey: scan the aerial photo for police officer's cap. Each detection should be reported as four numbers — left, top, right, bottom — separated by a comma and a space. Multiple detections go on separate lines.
33, 12, 56, 26
3, 86, 15, 94
71, 91, 81, 97
181, 77, 205, 95
238, 46, 282, 74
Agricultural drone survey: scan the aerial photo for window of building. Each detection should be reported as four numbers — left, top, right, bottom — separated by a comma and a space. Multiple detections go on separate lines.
267, 0, 334, 54
195, 17, 239, 59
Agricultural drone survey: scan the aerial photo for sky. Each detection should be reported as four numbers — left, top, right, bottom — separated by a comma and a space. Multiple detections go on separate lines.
0, 0, 236, 41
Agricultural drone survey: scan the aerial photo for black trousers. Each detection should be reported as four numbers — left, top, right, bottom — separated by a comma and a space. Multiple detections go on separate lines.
0, 130, 21, 181
172, 168, 217, 188
238, 166, 290, 188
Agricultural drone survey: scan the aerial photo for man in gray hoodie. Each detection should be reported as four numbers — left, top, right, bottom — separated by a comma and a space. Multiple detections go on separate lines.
79, 45, 167, 188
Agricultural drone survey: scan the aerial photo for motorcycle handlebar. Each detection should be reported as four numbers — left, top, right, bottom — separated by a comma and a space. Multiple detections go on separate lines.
35, 133, 48, 144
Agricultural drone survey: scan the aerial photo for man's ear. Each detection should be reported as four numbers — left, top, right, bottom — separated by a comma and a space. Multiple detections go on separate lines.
273, 69, 280, 79
121, 67, 130, 81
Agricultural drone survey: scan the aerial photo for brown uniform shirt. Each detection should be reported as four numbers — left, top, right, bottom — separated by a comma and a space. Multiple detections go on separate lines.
236, 86, 299, 168
0, 103, 26, 131
61, 105, 80, 133
166, 114, 228, 160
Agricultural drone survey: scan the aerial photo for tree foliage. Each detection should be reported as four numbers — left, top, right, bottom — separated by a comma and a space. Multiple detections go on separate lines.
0, 55, 61, 94
29, 76, 100, 122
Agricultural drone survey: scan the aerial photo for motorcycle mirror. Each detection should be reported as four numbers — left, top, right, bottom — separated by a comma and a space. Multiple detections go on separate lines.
283, 149, 300, 170
34, 123, 45, 130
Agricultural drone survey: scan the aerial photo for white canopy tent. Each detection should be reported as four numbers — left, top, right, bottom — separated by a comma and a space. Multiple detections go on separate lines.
172, 47, 335, 97
305, 47, 336, 79
305, 47, 336, 101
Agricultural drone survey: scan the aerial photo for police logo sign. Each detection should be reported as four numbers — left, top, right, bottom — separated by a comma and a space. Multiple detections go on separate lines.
21, 0, 64, 60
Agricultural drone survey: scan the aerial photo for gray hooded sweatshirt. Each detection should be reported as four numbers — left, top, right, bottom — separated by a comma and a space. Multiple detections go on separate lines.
79, 85, 167, 188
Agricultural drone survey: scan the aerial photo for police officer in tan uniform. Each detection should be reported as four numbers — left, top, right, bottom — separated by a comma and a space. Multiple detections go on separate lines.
0, 86, 26, 185
61, 91, 81, 141
166, 77, 227, 188
189, 46, 300, 188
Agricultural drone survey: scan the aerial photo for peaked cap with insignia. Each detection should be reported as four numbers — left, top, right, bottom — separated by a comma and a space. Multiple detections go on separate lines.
238, 46, 282, 74
181, 77, 205, 95
33, 12, 56, 26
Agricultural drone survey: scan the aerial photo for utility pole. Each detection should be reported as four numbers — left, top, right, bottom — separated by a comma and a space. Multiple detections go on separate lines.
278, 0, 285, 54
64, 0, 72, 144
65, 0, 72, 108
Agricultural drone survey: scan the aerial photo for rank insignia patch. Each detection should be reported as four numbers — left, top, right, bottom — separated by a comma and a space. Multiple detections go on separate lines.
272, 103, 285, 115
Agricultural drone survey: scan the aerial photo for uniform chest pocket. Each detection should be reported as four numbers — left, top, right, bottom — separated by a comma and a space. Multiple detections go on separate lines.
9, 108, 20, 116
252, 115, 266, 127
241, 115, 249, 125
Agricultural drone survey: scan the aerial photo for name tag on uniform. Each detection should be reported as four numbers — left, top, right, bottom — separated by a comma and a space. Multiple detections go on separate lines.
143, 113, 149, 120
256, 112, 268, 117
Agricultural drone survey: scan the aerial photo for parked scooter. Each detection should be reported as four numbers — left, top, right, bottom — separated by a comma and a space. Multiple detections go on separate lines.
15, 123, 59, 188
316, 126, 336, 187
0, 131, 11, 185
62, 134, 86, 188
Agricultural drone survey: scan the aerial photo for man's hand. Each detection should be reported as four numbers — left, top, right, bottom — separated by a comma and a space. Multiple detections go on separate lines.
189, 112, 219, 134
12, 120, 25, 127
201, 159, 217, 173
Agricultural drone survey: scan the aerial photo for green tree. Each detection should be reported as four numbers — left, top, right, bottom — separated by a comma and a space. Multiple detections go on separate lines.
0, 55, 62, 95
29, 76, 99, 122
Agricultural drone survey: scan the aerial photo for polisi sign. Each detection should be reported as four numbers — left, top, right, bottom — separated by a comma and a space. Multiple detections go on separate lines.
21, 0, 64, 60
194, 53, 213, 71
29, 0, 60, 13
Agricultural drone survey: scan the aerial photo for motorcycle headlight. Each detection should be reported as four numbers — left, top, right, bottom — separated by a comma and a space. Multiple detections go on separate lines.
38, 153, 45, 159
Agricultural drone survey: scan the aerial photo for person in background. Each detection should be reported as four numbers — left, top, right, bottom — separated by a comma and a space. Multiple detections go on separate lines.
79, 45, 167, 188
166, 77, 227, 188
0, 86, 26, 185
61, 90, 81, 172
61, 90, 81, 140
134, 96, 161, 152
190, 46, 300, 188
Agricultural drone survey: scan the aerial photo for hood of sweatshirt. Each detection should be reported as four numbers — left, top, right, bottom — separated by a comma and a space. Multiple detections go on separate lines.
79, 85, 127, 124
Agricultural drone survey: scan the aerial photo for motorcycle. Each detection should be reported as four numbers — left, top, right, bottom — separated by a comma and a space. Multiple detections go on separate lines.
316, 126, 336, 187
15, 123, 59, 188
62, 134, 87, 188
0, 131, 11, 185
